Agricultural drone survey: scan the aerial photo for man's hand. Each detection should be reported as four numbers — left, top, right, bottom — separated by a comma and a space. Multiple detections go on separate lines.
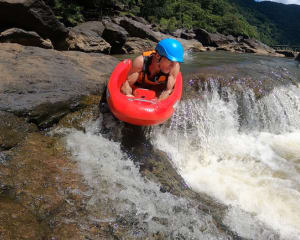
158, 89, 172, 101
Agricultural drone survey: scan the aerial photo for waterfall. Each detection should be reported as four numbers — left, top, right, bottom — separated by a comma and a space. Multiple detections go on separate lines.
152, 80, 300, 240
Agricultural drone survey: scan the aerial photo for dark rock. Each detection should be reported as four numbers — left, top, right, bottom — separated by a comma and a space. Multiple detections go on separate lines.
111, 16, 123, 25
0, 0, 68, 49
57, 95, 101, 131
296, 53, 300, 61
237, 36, 244, 42
216, 46, 234, 52
0, 111, 38, 150
0, 197, 47, 239
179, 38, 206, 52
0, 43, 119, 128
0, 132, 103, 239
0, 28, 53, 49
72, 21, 105, 36
130, 16, 150, 25
227, 35, 236, 42
181, 31, 196, 40
102, 20, 129, 54
122, 37, 156, 54
67, 21, 111, 53
242, 38, 275, 54
171, 29, 184, 38
194, 28, 233, 47
119, 17, 160, 42
275, 50, 297, 58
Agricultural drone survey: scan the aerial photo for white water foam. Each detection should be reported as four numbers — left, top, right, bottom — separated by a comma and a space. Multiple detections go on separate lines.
64, 120, 229, 239
152, 85, 300, 240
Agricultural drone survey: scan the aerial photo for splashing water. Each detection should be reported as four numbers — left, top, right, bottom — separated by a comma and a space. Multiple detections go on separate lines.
65, 120, 230, 239
151, 80, 300, 240
63, 52, 300, 239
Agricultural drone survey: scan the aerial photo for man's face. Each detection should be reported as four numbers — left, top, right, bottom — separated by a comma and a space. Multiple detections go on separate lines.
156, 55, 176, 74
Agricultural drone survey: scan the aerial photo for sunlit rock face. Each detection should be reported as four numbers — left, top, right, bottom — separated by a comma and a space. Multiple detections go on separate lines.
0, 43, 118, 128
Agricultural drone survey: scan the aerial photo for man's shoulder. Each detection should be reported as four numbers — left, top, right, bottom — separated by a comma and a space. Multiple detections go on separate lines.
132, 55, 144, 71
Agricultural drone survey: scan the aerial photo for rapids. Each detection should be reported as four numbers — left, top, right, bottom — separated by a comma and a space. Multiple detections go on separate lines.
66, 52, 300, 239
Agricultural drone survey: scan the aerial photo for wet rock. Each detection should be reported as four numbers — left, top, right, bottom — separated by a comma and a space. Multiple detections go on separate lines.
0, 132, 98, 239
0, 28, 53, 49
296, 53, 300, 61
0, 197, 48, 239
0, 43, 119, 128
206, 46, 217, 51
0, 152, 9, 165
216, 45, 235, 52
67, 21, 111, 53
0, 126, 164, 239
57, 95, 101, 131
0, 0, 68, 49
0, 111, 38, 150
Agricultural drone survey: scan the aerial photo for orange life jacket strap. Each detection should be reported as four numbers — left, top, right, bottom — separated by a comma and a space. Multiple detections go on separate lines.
143, 50, 156, 57
137, 50, 169, 88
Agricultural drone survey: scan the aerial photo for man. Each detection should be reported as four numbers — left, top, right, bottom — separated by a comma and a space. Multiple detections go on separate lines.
121, 38, 184, 101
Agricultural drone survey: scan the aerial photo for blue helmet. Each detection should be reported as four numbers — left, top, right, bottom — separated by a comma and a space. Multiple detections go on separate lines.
155, 38, 184, 63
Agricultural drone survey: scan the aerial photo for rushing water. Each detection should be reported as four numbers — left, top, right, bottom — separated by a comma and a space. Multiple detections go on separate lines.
65, 52, 300, 239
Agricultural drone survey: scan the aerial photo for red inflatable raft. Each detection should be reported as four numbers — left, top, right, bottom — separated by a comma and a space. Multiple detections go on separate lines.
107, 59, 182, 126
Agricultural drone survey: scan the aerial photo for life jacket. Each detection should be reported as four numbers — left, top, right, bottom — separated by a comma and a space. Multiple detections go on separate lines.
136, 50, 169, 88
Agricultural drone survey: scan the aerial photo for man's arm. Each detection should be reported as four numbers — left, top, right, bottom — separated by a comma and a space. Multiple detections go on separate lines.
158, 62, 180, 101
121, 55, 144, 96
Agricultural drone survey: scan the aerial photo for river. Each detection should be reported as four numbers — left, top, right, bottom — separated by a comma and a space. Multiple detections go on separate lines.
65, 51, 300, 240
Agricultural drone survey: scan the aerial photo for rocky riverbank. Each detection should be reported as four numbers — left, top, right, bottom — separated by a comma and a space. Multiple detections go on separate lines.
1, 0, 299, 58
0, 1, 297, 239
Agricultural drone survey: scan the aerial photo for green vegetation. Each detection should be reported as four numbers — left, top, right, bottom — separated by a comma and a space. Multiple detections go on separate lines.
231, 0, 300, 45
45, 0, 300, 45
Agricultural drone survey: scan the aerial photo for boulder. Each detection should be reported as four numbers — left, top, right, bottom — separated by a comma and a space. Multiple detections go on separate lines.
181, 30, 196, 40
171, 29, 184, 38
0, 0, 68, 49
123, 34, 206, 54
0, 43, 119, 128
0, 28, 53, 49
242, 38, 275, 54
119, 17, 160, 42
122, 37, 156, 54
130, 16, 150, 25
216, 46, 235, 52
102, 20, 129, 54
67, 21, 111, 53
227, 35, 236, 42
296, 53, 300, 61
71, 21, 105, 36
179, 38, 206, 52
194, 28, 235, 47
275, 50, 297, 58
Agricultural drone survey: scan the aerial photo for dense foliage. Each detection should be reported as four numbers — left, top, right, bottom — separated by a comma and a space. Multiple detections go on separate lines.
231, 0, 300, 46
45, 0, 300, 45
